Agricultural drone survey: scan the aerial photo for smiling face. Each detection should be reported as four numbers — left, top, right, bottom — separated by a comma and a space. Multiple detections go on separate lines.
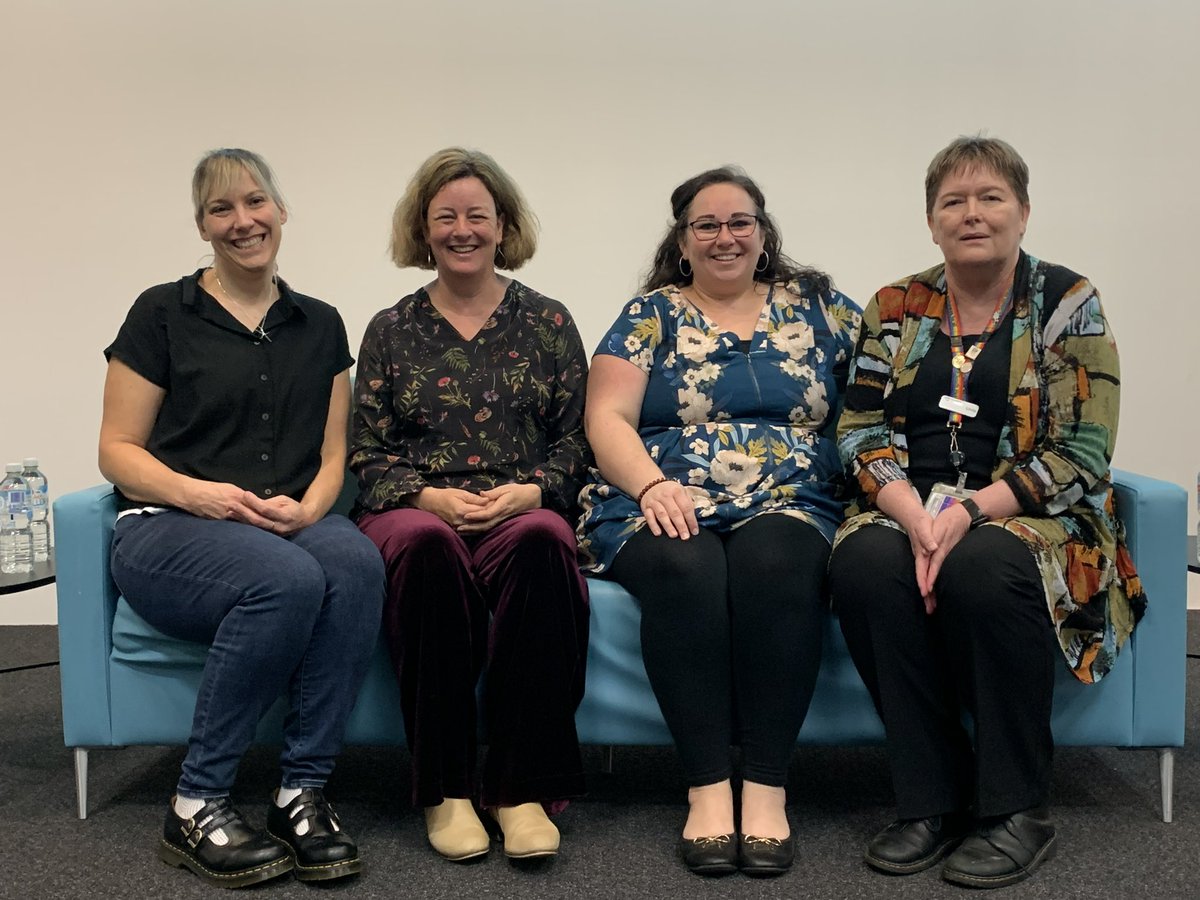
679, 182, 765, 296
198, 166, 287, 276
928, 165, 1030, 275
424, 176, 504, 279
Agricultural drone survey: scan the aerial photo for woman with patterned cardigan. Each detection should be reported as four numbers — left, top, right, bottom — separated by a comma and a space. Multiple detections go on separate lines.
350, 148, 590, 864
828, 136, 1145, 890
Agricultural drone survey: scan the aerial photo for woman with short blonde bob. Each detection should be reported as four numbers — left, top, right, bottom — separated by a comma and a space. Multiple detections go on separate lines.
351, 148, 590, 863
100, 148, 384, 888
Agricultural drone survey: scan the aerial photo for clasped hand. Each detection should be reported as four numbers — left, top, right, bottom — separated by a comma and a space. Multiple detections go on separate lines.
185, 481, 313, 535
907, 503, 972, 614
418, 484, 542, 533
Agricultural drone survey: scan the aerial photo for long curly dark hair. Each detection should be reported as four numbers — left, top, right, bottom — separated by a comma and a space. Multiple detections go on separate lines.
641, 166, 831, 296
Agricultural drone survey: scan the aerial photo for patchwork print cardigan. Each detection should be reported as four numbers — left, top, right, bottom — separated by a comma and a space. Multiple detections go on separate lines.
836, 251, 1145, 684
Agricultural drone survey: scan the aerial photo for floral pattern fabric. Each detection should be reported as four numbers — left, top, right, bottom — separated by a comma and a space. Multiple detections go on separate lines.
834, 252, 1146, 684
349, 280, 590, 519
578, 280, 861, 572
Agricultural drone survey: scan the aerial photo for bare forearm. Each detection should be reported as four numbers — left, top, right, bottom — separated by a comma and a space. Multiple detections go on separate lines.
99, 440, 205, 509
587, 413, 663, 498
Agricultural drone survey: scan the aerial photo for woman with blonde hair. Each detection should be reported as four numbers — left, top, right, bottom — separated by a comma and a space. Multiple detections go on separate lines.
351, 147, 590, 862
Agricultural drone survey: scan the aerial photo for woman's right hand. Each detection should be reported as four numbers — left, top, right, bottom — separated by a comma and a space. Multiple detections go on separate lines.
181, 480, 276, 529
639, 478, 699, 540
415, 486, 490, 528
875, 479, 940, 612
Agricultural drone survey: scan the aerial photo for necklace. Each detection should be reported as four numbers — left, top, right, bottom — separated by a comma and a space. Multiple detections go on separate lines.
212, 269, 275, 343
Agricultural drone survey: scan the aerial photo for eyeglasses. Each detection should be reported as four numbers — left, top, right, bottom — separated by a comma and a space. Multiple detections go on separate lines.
687, 215, 759, 241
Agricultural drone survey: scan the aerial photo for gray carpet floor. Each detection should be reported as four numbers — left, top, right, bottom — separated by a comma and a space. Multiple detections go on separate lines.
2, 621, 1196, 900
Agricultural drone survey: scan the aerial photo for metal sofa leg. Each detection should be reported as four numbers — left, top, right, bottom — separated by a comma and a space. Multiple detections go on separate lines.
602, 746, 614, 774
1157, 748, 1174, 824
74, 748, 89, 820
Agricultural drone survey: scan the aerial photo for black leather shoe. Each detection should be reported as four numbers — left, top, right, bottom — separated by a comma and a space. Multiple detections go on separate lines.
739, 834, 794, 876
678, 833, 738, 876
864, 813, 970, 875
267, 788, 362, 881
158, 796, 293, 888
941, 807, 1056, 888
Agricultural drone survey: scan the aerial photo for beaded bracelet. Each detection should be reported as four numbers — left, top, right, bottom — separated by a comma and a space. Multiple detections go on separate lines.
636, 476, 672, 504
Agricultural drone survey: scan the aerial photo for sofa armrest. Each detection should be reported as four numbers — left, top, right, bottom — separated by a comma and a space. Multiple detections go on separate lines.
53, 484, 120, 747
1110, 468, 1187, 746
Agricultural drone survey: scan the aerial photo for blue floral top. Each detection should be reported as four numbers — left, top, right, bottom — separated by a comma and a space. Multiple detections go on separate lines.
577, 280, 861, 572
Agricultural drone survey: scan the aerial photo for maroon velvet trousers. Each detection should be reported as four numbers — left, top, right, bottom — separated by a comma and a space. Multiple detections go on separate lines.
358, 508, 589, 809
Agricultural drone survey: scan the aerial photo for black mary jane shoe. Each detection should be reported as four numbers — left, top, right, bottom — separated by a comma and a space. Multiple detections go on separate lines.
678, 833, 739, 876
738, 834, 795, 877
941, 807, 1056, 889
267, 788, 362, 881
158, 796, 293, 888
864, 813, 971, 875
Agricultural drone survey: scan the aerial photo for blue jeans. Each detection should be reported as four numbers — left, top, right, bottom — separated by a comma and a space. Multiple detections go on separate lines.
111, 511, 384, 799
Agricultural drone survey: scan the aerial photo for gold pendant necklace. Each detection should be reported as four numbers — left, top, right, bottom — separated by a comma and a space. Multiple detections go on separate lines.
212, 270, 275, 342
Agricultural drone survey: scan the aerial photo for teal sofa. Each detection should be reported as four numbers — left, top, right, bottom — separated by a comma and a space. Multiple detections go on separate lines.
54, 470, 1187, 821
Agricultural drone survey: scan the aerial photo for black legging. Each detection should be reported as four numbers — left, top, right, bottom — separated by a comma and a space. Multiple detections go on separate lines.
829, 524, 1057, 819
608, 514, 830, 786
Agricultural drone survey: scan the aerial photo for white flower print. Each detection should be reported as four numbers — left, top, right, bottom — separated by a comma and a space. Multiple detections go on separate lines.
732, 495, 755, 509
628, 302, 642, 315
770, 321, 815, 359
664, 351, 677, 368
789, 405, 807, 425
650, 445, 661, 460
677, 325, 720, 362
709, 449, 762, 496
688, 467, 707, 485
624, 335, 642, 354
689, 438, 710, 455
780, 358, 805, 379
678, 386, 713, 424
804, 381, 829, 422
630, 348, 653, 372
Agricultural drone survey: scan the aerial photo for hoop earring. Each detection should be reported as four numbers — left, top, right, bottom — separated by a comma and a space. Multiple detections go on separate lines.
679, 257, 692, 278
495, 246, 509, 269
755, 251, 770, 274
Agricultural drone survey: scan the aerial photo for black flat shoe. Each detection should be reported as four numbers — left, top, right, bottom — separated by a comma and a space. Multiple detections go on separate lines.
267, 788, 362, 881
158, 796, 293, 888
678, 833, 738, 876
739, 834, 794, 877
864, 813, 970, 875
941, 807, 1056, 889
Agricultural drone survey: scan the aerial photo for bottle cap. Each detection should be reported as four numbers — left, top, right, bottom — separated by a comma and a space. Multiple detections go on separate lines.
5, 463, 21, 474
22, 458, 39, 468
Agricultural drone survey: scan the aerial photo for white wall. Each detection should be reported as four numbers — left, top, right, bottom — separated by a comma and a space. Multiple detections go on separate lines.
2, 0, 1196, 623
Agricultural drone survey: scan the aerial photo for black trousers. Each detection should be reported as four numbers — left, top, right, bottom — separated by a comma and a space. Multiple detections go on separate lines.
608, 515, 829, 786
829, 524, 1057, 819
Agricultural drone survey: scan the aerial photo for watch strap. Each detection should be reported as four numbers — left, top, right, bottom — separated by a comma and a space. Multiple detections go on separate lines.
959, 497, 988, 529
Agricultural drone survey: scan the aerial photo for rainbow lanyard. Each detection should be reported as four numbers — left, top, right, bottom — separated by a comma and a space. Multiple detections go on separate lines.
943, 287, 1013, 474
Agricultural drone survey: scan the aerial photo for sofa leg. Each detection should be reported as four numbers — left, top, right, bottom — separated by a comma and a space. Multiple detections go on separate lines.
74, 748, 89, 820
1157, 748, 1174, 824
602, 746, 614, 774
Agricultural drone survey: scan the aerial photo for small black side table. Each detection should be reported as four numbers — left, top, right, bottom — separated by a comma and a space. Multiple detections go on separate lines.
0, 551, 55, 595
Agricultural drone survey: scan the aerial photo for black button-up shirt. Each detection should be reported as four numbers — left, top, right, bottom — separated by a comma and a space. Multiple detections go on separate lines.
105, 269, 352, 512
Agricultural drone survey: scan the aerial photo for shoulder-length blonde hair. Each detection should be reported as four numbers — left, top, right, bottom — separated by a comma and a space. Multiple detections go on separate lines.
191, 148, 286, 225
390, 147, 538, 270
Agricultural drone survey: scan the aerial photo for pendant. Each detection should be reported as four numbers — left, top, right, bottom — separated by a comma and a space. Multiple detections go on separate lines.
959, 359, 973, 373
950, 449, 965, 468
952, 353, 967, 369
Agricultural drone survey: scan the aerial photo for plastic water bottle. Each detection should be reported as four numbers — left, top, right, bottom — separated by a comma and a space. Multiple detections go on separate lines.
22, 458, 49, 563
0, 463, 34, 575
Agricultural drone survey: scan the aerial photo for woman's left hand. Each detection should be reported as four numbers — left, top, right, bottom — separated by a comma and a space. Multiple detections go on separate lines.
457, 483, 542, 533
240, 492, 314, 536
923, 503, 972, 598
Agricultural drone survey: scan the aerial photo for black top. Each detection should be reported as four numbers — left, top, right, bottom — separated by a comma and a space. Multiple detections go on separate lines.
105, 269, 353, 512
349, 280, 590, 519
905, 312, 1012, 500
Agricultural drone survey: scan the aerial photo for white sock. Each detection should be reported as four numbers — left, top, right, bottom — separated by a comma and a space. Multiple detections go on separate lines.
173, 795, 228, 846
276, 786, 310, 835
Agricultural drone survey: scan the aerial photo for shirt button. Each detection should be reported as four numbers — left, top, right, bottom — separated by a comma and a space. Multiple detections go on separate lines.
264, 488, 274, 496
260, 453, 270, 461
261, 412, 271, 421
260, 373, 269, 382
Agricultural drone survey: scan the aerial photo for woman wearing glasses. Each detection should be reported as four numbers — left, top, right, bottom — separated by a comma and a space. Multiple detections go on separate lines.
579, 167, 860, 877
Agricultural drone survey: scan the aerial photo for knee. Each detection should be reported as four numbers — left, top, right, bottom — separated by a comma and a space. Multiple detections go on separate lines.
506, 509, 576, 556
936, 527, 1039, 621
829, 526, 915, 620
369, 510, 462, 565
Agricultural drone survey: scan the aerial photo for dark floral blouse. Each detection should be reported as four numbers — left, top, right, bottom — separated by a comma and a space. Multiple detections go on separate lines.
349, 280, 591, 520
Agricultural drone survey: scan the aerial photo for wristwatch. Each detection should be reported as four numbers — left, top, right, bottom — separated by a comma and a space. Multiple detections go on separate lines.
959, 497, 989, 529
